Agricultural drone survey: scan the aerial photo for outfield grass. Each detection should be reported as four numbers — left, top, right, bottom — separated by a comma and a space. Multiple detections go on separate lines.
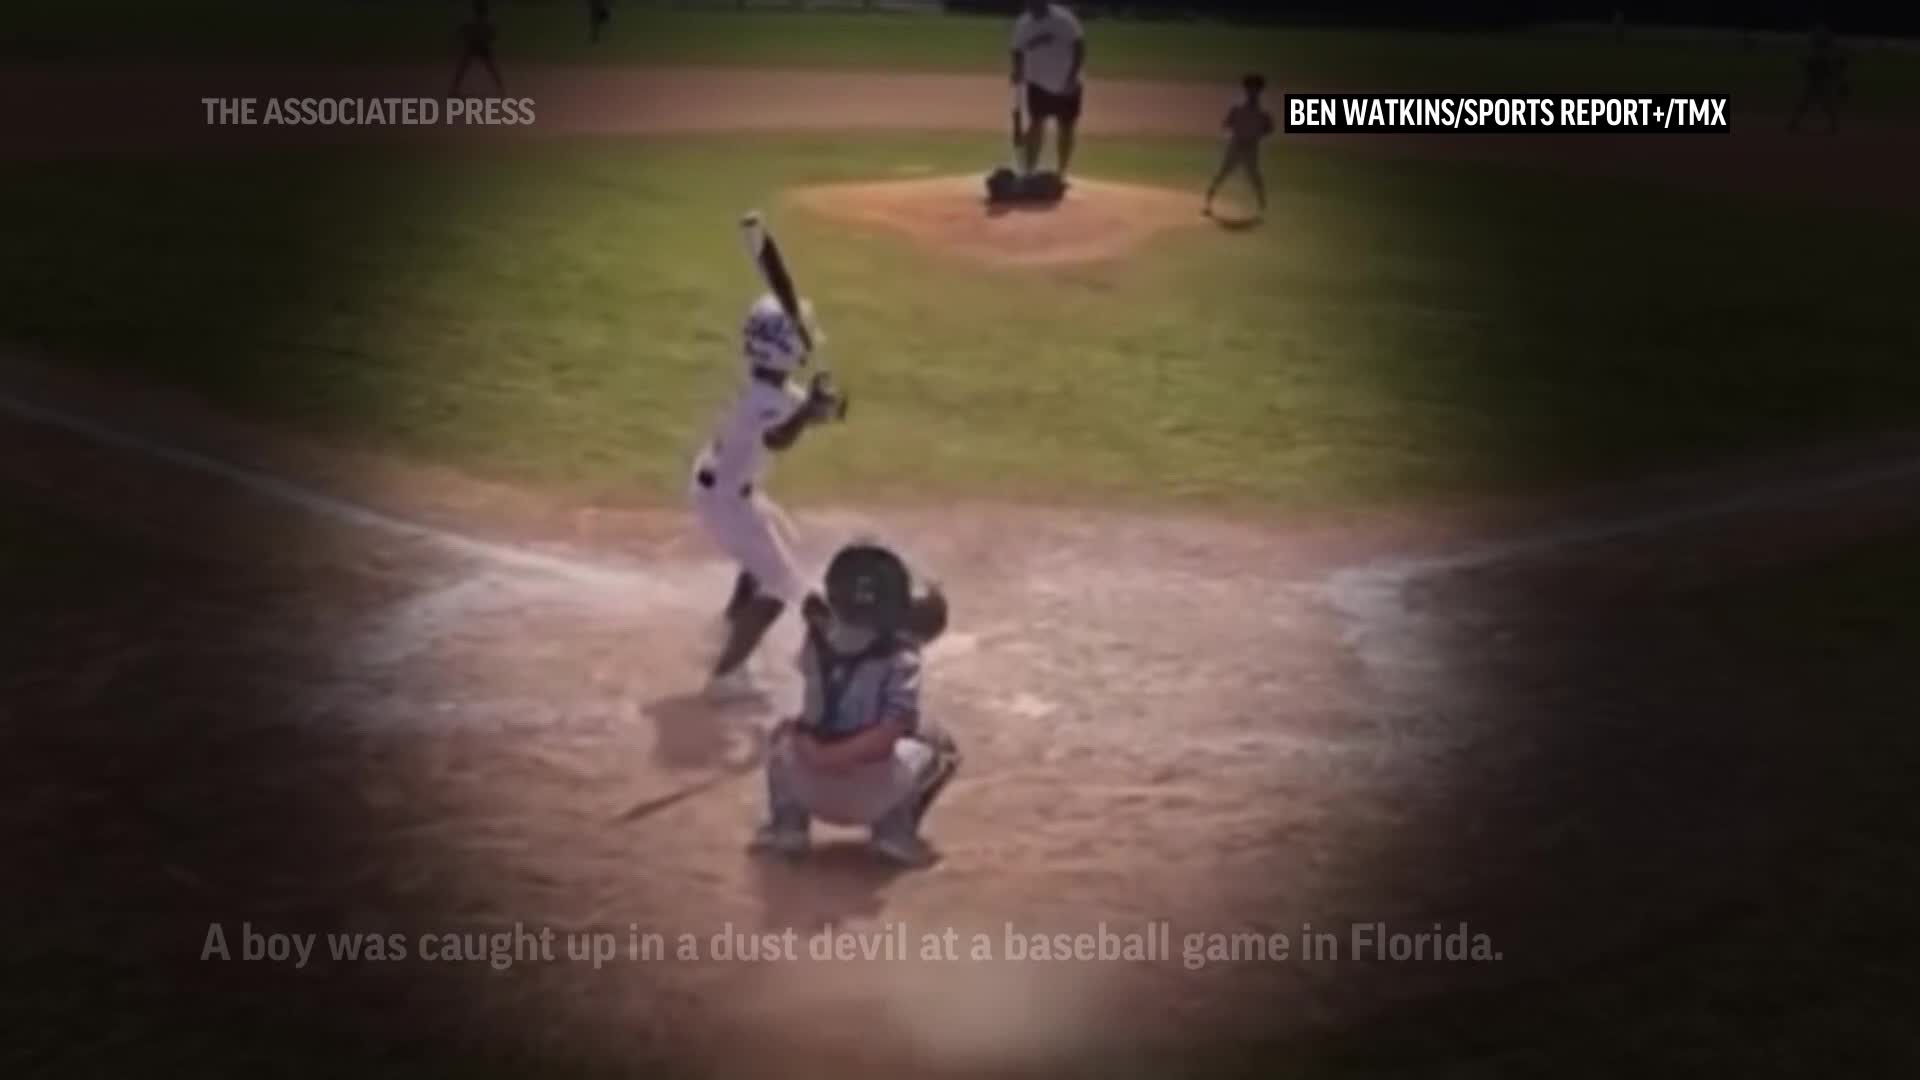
4, 135, 1916, 514
6, 2, 1919, 114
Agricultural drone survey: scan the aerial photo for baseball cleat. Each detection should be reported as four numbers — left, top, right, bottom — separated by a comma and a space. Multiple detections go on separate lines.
868, 831, 939, 869
748, 824, 811, 858
702, 668, 762, 703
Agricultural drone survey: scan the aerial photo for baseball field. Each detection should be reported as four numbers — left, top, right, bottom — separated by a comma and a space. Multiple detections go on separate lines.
6, 4, 1920, 1078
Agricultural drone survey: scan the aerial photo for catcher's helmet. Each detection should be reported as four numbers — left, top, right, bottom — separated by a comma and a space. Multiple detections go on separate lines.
824, 542, 914, 632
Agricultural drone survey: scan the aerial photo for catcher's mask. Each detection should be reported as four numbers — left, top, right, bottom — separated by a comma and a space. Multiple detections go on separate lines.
823, 542, 913, 633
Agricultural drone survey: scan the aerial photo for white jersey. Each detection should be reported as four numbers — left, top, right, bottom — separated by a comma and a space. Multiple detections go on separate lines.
694, 378, 807, 494
1011, 4, 1084, 95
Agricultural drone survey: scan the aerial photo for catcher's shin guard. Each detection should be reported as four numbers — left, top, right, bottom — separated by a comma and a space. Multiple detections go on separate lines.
911, 733, 961, 825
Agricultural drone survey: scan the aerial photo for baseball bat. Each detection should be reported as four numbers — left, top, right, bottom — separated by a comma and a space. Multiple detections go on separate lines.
739, 210, 811, 354
738, 210, 846, 419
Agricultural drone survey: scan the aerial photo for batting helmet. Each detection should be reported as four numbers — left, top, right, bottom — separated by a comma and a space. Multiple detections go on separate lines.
741, 293, 822, 375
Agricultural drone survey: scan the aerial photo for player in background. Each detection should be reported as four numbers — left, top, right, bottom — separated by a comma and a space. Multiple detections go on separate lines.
1204, 73, 1275, 219
589, 0, 612, 44
1009, 0, 1087, 179
449, 0, 505, 99
1789, 24, 1849, 135
691, 294, 845, 701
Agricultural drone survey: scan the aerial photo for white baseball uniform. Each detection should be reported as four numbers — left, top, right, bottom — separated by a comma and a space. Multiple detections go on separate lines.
1011, 4, 1084, 96
689, 377, 808, 604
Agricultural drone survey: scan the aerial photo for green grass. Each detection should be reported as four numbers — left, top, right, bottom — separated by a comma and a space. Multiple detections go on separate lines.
6, 2, 1919, 113
4, 135, 1917, 513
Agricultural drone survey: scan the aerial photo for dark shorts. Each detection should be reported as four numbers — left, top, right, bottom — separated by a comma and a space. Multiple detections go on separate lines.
1026, 83, 1083, 126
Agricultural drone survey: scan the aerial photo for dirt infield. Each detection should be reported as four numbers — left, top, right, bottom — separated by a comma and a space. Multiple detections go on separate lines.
8, 352, 1920, 1073
4, 64, 1916, 211
788, 175, 1231, 265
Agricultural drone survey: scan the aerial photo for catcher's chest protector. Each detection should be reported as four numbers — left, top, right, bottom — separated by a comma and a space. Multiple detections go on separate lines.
804, 626, 905, 742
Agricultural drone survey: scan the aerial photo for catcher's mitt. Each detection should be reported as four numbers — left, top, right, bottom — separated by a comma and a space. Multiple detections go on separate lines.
904, 584, 948, 645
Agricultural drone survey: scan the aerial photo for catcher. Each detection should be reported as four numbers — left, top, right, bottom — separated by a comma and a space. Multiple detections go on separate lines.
448, 0, 505, 99
750, 542, 959, 868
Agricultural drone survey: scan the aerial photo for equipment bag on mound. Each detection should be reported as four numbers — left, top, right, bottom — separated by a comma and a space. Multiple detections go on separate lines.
984, 168, 1067, 204
985, 167, 1021, 203
1019, 170, 1066, 202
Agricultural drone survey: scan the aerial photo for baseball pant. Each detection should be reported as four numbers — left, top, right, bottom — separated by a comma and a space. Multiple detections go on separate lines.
765, 730, 944, 838
690, 482, 802, 605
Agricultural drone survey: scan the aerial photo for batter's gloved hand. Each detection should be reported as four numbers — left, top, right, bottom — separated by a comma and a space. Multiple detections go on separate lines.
806, 372, 849, 422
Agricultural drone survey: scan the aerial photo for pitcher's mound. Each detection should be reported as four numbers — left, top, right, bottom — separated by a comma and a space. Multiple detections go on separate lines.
787, 174, 1211, 266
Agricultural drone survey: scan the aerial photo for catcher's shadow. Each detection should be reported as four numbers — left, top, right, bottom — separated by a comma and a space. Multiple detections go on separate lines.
747, 842, 913, 934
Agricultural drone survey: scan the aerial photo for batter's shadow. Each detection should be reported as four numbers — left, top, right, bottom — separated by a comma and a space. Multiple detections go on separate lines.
643, 691, 767, 771
616, 693, 769, 824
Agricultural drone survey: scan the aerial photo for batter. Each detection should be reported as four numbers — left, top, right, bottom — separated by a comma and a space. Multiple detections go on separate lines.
690, 291, 845, 700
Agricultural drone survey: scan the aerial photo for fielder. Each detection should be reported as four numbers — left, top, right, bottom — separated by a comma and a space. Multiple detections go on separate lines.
1205, 73, 1276, 218
448, 0, 504, 99
1789, 25, 1849, 135
751, 542, 958, 868
690, 289, 845, 700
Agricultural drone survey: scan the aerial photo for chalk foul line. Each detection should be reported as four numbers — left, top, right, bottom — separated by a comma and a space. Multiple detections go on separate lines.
1323, 446, 1920, 687
0, 390, 694, 597
8, 386, 1920, 692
